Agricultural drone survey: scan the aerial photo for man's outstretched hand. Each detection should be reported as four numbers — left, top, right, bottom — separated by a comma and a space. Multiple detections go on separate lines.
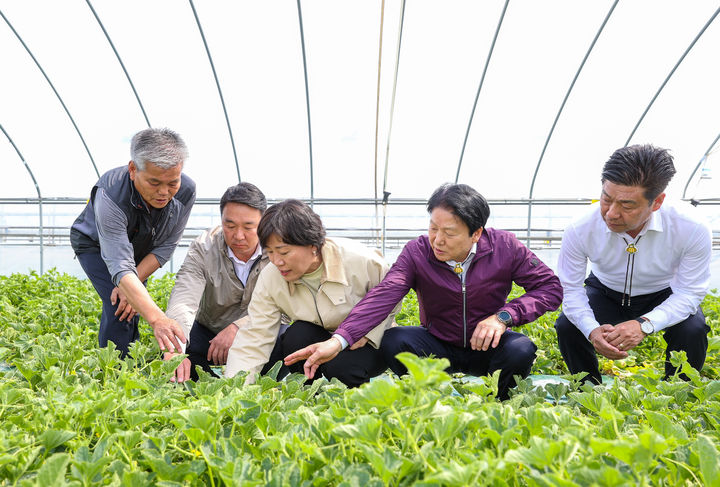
150, 316, 187, 353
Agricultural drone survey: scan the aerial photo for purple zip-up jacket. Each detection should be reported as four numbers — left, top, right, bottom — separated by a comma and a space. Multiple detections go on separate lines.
335, 229, 563, 348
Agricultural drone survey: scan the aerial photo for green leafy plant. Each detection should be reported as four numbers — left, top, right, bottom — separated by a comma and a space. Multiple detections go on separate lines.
1, 271, 719, 485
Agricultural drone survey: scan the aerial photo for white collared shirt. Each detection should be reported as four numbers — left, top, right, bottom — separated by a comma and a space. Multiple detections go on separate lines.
558, 202, 711, 339
445, 243, 477, 284
227, 244, 263, 286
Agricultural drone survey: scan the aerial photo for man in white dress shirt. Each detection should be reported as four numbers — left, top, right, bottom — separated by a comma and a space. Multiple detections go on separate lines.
555, 144, 712, 384
163, 183, 269, 382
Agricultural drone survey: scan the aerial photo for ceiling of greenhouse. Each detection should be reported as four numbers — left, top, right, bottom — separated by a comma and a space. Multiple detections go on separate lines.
2, 0, 719, 202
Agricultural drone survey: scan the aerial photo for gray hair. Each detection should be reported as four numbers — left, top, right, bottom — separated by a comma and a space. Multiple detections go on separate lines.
130, 128, 188, 171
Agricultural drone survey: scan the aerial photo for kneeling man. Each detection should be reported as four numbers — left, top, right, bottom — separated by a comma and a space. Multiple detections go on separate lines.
287, 183, 563, 400
164, 183, 268, 381
555, 144, 712, 384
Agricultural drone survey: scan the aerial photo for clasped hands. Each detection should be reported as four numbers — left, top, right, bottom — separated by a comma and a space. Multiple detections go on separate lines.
589, 320, 645, 360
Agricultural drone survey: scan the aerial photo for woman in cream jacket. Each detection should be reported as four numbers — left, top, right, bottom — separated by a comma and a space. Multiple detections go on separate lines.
224, 199, 396, 386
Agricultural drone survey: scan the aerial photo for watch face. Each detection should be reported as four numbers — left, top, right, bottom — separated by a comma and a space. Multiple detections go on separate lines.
497, 311, 512, 325
641, 320, 653, 334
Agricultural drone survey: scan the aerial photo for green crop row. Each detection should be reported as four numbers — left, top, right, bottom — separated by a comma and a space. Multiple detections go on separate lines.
0, 270, 719, 486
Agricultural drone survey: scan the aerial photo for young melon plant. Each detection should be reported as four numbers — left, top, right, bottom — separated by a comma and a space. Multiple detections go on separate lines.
0, 270, 719, 485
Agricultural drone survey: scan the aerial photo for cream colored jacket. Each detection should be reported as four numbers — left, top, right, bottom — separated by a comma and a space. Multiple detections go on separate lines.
165, 226, 267, 350
225, 237, 396, 379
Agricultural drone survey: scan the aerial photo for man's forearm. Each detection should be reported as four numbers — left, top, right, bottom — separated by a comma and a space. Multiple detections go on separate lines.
136, 254, 161, 282
561, 289, 600, 340
118, 273, 165, 326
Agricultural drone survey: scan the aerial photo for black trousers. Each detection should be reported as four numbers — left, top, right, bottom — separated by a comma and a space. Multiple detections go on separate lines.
76, 251, 141, 358
185, 320, 222, 381
555, 274, 709, 384
380, 326, 537, 400
261, 320, 387, 388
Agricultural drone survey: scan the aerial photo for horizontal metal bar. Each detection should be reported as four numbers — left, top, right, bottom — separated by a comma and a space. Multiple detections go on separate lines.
2, 196, 719, 207
5, 239, 720, 251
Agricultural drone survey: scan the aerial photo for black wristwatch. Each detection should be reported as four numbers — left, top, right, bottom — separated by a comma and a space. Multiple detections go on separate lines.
496, 310, 513, 327
636, 316, 654, 335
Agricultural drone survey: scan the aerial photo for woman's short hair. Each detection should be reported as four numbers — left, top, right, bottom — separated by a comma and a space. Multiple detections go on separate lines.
257, 199, 326, 249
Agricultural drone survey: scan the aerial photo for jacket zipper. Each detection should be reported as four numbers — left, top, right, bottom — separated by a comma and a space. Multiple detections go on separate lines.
462, 282, 467, 348
461, 257, 478, 349
427, 254, 474, 347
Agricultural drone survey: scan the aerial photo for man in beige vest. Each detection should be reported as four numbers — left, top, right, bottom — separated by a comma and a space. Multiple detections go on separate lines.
164, 183, 268, 382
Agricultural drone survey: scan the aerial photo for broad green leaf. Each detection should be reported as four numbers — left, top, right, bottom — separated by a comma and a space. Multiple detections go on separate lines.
179, 408, 216, 431
573, 465, 626, 487
644, 410, 688, 443
694, 435, 720, 487
396, 352, 451, 387
429, 410, 474, 444
39, 429, 77, 452
123, 377, 150, 392
505, 437, 567, 469
124, 410, 152, 428
36, 452, 70, 486
142, 450, 198, 482
567, 391, 603, 413
596, 398, 623, 422
420, 459, 486, 485
331, 423, 359, 440
353, 415, 382, 443
184, 428, 207, 446
70, 445, 113, 485
694, 380, 720, 401
351, 376, 401, 408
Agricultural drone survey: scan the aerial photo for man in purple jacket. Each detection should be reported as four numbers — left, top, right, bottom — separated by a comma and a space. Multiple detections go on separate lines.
286, 183, 563, 399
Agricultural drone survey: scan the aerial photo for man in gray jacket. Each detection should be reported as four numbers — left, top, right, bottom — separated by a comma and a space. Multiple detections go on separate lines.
164, 183, 269, 382
71, 128, 196, 357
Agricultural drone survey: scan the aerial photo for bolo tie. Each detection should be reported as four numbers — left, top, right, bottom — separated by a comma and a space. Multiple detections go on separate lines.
453, 263, 463, 275
621, 235, 642, 307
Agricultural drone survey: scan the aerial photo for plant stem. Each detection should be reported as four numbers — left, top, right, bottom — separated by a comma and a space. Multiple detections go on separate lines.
660, 455, 701, 485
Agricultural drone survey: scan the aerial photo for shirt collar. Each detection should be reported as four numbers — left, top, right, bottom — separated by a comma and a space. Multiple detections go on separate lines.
128, 175, 148, 211
646, 209, 663, 233
317, 239, 347, 285
602, 209, 664, 237
446, 242, 477, 268
227, 243, 262, 264
288, 239, 345, 296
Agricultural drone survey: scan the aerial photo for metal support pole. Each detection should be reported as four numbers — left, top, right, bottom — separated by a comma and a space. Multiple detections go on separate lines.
189, 0, 241, 182
1, 123, 44, 273
526, 0, 618, 246
455, 0, 510, 183
296, 0, 315, 207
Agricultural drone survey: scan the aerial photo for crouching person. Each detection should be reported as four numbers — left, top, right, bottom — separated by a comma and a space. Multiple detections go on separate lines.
164, 183, 269, 382
224, 199, 397, 387
555, 144, 712, 385
286, 183, 563, 400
